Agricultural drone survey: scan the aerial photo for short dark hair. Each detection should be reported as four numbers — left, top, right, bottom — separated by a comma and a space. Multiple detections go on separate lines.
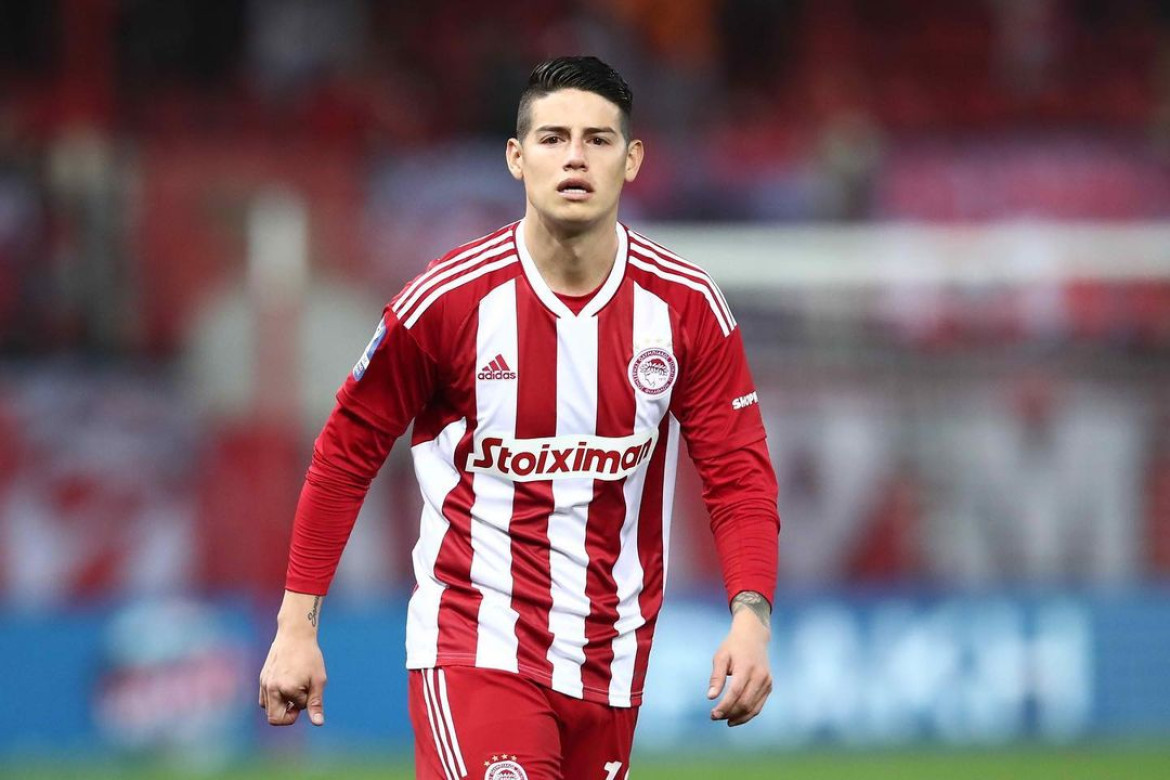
516, 56, 633, 142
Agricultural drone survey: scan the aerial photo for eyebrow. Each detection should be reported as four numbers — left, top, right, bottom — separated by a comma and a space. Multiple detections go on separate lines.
534, 125, 617, 135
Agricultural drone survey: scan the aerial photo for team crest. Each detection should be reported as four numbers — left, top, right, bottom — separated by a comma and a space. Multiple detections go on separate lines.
483, 754, 528, 780
628, 347, 677, 395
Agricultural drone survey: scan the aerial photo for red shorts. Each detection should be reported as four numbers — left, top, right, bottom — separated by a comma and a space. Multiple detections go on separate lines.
408, 666, 638, 780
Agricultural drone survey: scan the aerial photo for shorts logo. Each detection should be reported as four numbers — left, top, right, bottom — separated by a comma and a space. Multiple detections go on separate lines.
352, 319, 387, 381
484, 755, 527, 780
628, 347, 677, 396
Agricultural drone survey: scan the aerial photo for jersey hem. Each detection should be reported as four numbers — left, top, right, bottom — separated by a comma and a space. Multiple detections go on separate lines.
282, 579, 328, 596
405, 653, 643, 708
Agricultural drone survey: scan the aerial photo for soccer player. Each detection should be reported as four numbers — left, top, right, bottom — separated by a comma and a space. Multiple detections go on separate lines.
259, 56, 780, 779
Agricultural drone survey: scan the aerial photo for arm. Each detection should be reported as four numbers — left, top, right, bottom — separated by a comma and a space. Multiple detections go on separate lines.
258, 406, 392, 727
259, 307, 436, 726
696, 440, 780, 727
670, 293, 780, 727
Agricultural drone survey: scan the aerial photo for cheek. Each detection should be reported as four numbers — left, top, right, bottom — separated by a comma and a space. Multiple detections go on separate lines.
612, 164, 633, 189
529, 159, 560, 184
597, 155, 624, 181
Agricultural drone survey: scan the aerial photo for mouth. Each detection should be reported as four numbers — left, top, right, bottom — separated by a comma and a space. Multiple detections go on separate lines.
557, 179, 594, 199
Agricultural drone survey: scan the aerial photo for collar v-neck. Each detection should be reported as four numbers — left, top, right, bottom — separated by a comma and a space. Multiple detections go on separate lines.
514, 218, 628, 319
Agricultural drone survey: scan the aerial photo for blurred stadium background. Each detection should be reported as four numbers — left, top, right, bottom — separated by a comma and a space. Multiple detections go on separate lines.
3, 0, 1170, 777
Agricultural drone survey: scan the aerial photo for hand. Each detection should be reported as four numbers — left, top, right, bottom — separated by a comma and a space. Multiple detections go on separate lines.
259, 630, 327, 726
707, 596, 773, 727
258, 592, 328, 726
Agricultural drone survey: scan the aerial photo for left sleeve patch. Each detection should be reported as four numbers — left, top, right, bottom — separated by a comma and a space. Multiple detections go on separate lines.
352, 318, 387, 380
731, 390, 759, 410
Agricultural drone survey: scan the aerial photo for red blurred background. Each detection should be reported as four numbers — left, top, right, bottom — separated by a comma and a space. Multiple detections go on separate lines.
1, 0, 1169, 607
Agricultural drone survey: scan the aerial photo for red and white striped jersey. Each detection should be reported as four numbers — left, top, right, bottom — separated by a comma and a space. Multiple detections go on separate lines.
335, 219, 768, 707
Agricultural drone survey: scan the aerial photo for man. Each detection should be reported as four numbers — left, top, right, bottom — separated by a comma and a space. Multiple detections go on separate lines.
259, 56, 780, 779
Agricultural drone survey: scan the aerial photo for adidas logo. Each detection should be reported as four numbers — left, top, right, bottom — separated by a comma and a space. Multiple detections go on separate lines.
477, 354, 517, 381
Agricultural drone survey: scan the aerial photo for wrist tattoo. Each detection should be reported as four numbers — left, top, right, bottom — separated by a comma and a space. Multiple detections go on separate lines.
307, 596, 321, 628
731, 591, 771, 627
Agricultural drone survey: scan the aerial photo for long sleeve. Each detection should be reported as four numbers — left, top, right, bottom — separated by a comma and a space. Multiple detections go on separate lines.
693, 437, 780, 607
285, 406, 395, 594
284, 305, 438, 594
668, 272, 779, 607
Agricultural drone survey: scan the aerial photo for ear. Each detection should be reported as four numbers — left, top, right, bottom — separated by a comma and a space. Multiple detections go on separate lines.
624, 139, 644, 183
505, 138, 524, 181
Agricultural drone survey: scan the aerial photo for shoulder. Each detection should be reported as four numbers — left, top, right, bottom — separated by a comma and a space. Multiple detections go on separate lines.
390, 221, 522, 330
624, 225, 738, 338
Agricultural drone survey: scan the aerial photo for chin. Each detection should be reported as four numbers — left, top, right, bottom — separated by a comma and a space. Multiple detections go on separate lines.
548, 201, 611, 225
554, 213, 606, 235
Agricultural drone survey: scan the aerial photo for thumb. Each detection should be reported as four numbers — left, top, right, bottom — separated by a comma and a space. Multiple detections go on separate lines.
307, 677, 326, 726
707, 652, 729, 699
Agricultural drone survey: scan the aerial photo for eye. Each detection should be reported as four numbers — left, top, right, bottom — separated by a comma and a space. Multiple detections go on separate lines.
540, 136, 561, 145
590, 137, 610, 145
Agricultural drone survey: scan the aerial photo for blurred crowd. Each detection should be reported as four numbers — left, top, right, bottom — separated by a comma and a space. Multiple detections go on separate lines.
2, 0, 1170, 604
3, 0, 1170, 352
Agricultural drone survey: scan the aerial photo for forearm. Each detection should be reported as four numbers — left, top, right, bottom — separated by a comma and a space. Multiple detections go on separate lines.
710, 512, 779, 606
284, 469, 365, 594
277, 590, 323, 637
285, 406, 395, 594
696, 438, 781, 606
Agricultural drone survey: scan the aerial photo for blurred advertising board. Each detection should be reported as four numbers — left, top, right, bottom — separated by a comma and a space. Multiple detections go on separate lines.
0, 598, 256, 765
2, 591, 1168, 758
641, 592, 1168, 749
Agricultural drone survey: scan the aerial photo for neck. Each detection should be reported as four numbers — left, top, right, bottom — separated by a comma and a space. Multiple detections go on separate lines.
523, 212, 618, 296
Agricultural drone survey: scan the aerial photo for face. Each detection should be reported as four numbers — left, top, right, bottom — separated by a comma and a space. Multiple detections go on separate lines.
506, 88, 643, 232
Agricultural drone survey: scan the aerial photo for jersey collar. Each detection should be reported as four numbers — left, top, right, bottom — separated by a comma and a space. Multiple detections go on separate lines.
514, 219, 628, 319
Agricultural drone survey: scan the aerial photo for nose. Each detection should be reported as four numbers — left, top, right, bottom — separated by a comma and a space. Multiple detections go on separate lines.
564, 137, 587, 170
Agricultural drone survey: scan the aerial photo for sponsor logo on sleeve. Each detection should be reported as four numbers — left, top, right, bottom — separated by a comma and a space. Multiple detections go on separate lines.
352, 319, 387, 381
731, 390, 759, 410
467, 430, 658, 482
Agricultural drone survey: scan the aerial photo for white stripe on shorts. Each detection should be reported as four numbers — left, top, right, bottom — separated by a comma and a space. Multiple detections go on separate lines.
421, 670, 460, 780
436, 669, 468, 777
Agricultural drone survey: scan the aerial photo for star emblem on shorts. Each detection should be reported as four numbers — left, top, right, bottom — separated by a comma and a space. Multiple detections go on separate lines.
485, 754, 518, 766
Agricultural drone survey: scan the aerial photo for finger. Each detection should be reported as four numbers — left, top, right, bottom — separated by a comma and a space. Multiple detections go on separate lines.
265, 685, 287, 725
279, 696, 302, 726
263, 684, 278, 720
707, 652, 729, 700
729, 707, 758, 727
285, 686, 309, 723
729, 692, 768, 727
754, 675, 774, 711
712, 672, 747, 720
306, 675, 327, 726
288, 687, 309, 709
265, 685, 300, 726
734, 670, 765, 708
728, 673, 772, 726
264, 687, 281, 724
280, 705, 301, 726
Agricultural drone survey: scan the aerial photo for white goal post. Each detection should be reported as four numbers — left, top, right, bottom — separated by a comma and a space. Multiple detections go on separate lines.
643, 222, 1170, 290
